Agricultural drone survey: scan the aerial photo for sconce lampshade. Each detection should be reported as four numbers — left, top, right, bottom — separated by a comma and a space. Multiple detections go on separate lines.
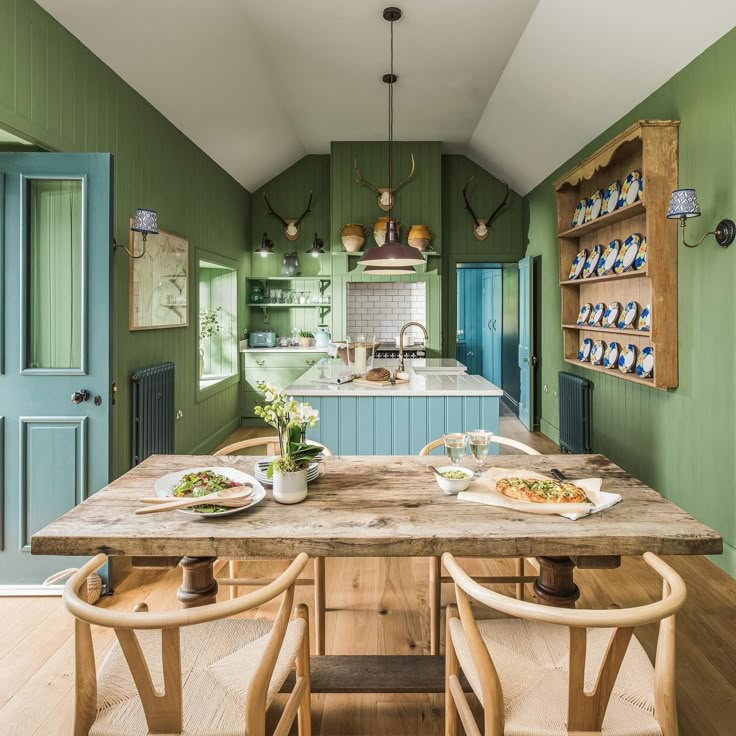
667, 189, 701, 219
254, 232, 275, 257
130, 208, 159, 235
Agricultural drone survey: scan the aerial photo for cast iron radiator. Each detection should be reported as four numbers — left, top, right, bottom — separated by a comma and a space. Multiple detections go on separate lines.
558, 372, 592, 453
131, 361, 175, 465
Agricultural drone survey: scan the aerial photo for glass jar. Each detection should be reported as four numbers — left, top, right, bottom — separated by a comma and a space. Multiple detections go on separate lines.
347, 335, 377, 376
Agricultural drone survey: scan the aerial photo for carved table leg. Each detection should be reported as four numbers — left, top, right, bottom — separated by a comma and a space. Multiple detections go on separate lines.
177, 556, 218, 607
533, 556, 580, 607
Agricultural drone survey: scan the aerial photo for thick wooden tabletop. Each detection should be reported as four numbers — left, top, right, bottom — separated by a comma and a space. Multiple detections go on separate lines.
32, 454, 722, 559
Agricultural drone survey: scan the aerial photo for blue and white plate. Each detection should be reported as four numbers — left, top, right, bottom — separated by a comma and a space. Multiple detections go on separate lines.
618, 344, 638, 373
602, 181, 621, 215
603, 342, 621, 369
597, 239, 620, 276
590, 340, 607, 366
633, 238, 647, 270
578, 338, 593, 362
614, 234, 641, 273
589, 302, 605, 326
572, 199, 587, 228
582, 244, 602, 278
576, 303, 593, 326
620, 171, 642, 207
636, 346, 654, 378
617, 301, 639, 329
601, 302, 621, 329
638, 304, 651, 331
568, 248, 588, 280
585, 190, 603, 223
638, 177, 644, 201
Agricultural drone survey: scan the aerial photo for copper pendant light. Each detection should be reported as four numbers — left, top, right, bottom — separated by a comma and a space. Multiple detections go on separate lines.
359, 7, 424, 270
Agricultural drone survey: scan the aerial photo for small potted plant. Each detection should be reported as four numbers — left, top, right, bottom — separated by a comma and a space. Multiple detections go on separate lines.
199, 307, 222, 378
299, 330, 315, 348
254, 382, 321, 504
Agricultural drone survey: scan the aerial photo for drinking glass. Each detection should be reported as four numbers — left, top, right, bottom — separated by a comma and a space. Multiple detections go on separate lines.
466, 430, 494, 476
443, 433, 468, 467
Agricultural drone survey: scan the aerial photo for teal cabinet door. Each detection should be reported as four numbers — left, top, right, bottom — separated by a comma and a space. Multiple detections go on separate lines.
0, 153, 113, 584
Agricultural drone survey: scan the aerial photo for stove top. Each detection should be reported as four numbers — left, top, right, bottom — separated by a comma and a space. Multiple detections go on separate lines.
374, 343, 426, 359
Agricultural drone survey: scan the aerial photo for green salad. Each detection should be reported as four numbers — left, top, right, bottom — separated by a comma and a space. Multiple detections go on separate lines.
441, 470, 470, 480
172, 470, 239, 513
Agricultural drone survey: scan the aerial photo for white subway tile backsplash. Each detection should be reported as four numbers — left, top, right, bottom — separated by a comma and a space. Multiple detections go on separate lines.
346, 281, 426, 341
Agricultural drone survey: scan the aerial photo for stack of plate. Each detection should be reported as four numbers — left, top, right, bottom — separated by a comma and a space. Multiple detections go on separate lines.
255, 459, 321, 486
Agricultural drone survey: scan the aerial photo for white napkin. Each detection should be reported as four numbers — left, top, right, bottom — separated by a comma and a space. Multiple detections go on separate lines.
457, 467, 622, 520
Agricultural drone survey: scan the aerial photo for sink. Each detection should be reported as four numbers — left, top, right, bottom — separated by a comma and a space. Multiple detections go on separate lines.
410, 360, 467, 375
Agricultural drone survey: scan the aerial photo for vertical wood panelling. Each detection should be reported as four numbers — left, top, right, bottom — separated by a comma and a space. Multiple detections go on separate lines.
525, 28, 736, 575
0, 0, 251, 477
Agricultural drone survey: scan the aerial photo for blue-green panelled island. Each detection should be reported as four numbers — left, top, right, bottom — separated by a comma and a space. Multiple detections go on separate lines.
526, 28, 736, 575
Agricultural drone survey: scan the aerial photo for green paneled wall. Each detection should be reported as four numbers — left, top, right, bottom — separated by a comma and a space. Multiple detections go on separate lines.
525, 28, 736, 575
0, 0, 251, 477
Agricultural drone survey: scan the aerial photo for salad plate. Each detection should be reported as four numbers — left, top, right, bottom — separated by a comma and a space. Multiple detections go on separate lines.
597, 239, 621, 276
602, 181, 621, 215
154, 466, 266, 518
603, 341, 620, 369
568, 248, 588, 280
638, 304, 651, 331
618, 344, 638, 373
636, 346, 655, 378
617, 301, 639, 329
588, 302, 605, 326
582, 244, 602, 278
578, 338, 593, 362
590, 340, 607, 366
572, 199, 587, 228
585, 190, 603, 223
601, 302, 621, 329
620, 171, 642, 206
576, 303, 593, 326
614, 234, 641, 273
633, 238, 647, 270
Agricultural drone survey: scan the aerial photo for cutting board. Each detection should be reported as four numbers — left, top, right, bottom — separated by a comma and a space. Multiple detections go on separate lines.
353, 377, 410, 388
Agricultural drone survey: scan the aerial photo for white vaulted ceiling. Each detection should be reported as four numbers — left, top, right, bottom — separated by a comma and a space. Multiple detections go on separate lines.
36, 0, 736, 193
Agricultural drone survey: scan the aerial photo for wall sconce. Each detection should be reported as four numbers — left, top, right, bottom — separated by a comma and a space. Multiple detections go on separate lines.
114, 208, 159, 259
667, 189, 735, 248
305, 233, 325, 257
254, 232, 275, 257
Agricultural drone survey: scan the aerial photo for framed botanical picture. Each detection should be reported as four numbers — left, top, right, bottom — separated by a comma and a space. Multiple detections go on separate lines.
129, 224, 189, 330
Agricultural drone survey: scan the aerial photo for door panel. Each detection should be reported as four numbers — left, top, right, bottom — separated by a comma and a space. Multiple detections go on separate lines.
491, 270, 502, 386
518, 256, 534, 430
1, 153, 112, 583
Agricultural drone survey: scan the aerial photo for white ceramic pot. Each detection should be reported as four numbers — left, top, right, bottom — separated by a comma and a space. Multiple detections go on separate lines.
272, 468, 308, 504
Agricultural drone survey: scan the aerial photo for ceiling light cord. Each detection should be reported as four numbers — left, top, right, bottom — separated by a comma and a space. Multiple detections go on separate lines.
388, 17, 394, 220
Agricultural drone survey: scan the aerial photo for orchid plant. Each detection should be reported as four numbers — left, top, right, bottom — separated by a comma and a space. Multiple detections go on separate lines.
254, 382, 321, 476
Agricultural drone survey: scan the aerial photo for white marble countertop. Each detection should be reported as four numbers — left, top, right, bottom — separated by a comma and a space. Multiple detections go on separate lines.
287, 359, 502, 397
239, 342, 329, 353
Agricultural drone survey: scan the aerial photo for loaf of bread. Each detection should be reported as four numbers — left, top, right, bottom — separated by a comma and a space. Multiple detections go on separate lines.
365, 367, 391, 382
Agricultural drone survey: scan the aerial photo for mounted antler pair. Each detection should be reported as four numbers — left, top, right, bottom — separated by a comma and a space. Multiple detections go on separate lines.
354, 154, 415, 211
264, 192, 313, 241
462, 177, 510, 240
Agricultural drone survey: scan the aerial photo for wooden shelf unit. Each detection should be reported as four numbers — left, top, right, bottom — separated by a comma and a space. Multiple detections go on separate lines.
555, 120, 679, 389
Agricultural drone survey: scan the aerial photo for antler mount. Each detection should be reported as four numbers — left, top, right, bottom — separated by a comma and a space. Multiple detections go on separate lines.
264, 192, 313, 241
354, 154, 416, 212
462, 177, 510, 241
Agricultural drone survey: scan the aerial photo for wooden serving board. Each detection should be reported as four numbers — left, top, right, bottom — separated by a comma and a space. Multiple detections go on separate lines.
352, 377, 410, 388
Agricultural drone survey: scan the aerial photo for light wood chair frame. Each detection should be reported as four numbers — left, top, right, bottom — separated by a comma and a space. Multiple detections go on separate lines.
420, 435, 541, 655
214, 436, 331, 655
65, 553, 312, 736
443, 551, 686, 736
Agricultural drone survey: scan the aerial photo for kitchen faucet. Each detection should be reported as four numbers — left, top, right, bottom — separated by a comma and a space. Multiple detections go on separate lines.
397, 322, 428, 373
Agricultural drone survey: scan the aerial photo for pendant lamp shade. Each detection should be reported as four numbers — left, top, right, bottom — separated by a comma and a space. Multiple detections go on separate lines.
359, 218, 425, 267
362, 263, 416, 275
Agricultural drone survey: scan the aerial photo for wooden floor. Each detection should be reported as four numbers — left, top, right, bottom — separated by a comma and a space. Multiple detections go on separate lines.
1, 553, 735, 735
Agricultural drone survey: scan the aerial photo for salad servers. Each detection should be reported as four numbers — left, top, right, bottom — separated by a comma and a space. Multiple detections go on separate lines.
134, 486, 252, 515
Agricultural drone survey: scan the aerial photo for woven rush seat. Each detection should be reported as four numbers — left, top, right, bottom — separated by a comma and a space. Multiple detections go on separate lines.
90, 618, 306, 736
448, 617, 662, 736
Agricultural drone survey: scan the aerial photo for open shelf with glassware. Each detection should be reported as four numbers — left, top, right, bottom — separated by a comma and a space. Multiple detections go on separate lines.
555, 120, 680, 389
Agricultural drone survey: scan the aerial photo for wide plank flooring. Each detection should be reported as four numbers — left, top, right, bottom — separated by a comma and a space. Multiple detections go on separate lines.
0, 554, 734, 735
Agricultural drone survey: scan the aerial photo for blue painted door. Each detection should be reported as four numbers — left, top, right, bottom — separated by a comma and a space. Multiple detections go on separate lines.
481, 270, 502, 386
518, 256, 534, 429
456, 269, 482, 375
0, 153, 113, 584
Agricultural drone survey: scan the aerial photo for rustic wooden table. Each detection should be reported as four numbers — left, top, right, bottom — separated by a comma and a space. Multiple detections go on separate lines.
33, 453, 722, 693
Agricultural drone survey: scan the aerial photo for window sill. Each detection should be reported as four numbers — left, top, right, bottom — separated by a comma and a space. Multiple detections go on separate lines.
196, 372, 239, 403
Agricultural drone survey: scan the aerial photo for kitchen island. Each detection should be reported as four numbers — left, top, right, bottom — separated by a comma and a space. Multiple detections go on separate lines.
288, 359, 502, 455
